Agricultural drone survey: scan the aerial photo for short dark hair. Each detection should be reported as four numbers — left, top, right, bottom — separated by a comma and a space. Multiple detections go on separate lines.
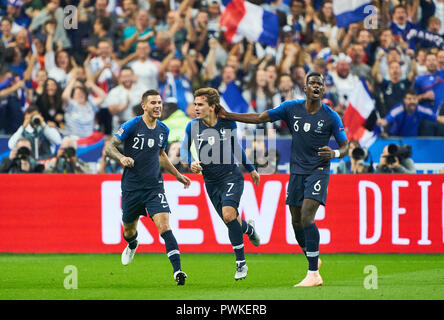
141, 89, 160, 103
405, 89, 417, 96
96, 16, 111, 31
306, 72, 324, 84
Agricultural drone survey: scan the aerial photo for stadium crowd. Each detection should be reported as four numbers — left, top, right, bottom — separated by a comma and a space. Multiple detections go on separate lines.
0, 0, 443, 173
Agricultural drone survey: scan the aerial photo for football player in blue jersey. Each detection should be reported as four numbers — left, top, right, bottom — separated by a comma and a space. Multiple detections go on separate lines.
105, 89, 191, 286
218, 73, 349, 287
181, 87, 261, 281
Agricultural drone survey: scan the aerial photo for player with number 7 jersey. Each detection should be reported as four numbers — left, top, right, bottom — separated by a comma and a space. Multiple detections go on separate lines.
180, 88, 262, 281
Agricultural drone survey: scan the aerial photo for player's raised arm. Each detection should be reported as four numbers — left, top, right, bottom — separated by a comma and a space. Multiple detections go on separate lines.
217, 104, 271, 124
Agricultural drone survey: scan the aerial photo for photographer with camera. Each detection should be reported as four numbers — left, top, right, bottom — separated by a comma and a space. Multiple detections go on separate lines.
44, 137, 90, 173
8, 106, 62, 160
376, 143, 416, 174
336, 140, 373, 174
0, 138, 44, 173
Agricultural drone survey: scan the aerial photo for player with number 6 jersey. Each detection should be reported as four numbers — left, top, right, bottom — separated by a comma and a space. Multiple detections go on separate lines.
218, 73, 349, 287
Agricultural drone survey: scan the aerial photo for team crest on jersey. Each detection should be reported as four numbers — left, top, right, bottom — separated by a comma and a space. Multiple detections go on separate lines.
158, 133, 164, 147
303, 123, 311, 132
315, 120, 324, 133
208, 136, 215, 145
148, 138, 155, 148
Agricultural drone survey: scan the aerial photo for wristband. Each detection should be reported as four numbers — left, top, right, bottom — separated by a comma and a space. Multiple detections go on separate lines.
334, 150, 340, 158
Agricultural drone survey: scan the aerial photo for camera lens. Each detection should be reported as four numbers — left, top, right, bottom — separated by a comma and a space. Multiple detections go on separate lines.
32, 116, 41, 126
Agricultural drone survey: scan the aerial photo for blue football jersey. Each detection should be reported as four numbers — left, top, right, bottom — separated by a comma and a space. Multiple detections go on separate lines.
181, 118, 254, 182
114, 116, 169, 191
267, 99, 347, 175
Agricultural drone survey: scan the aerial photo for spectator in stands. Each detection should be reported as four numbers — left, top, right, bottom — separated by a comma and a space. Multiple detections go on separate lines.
8, 105, 62, 159
349, 43, 372, 80
406, 17, 443, 51
28, 68, 47, 105
121, 9, 154, 54
376, 143, 416, 174
62, 77, 107, 138
438, 49, 444, 70
312, 0, 338, 48
35, 77, 64, 128
356, 28, 377, 66
374, 47, 412, 82
0, 137, 43, 173
414, 52, 443, 112
44, 136, 90, 173
330, 53, 359, 107
1, 17, 14, 47
376, 89, 443, 137
88, 37, 121, 92
244, 138, 279, 174
43, 22, 74, 88
104, 66, 146, 132
278, 73, 297, 102
29, 0, 71, 49
159, 56, 193, 114
373, 52, 417, 116
336, 140, 373, 174
386, 4, 417, 42
0, 70, 25, 134
127, 40, 160, 90
87, 16, 115, 55
5, 0, 29, 31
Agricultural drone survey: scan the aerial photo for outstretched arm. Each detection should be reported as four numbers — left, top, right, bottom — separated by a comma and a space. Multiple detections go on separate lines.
218, 105, 271, 124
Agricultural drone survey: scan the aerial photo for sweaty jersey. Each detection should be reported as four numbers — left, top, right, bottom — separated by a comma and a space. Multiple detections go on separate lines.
181, 118, 254, 182
114, 116, 169, 191
267, 99, 347, 175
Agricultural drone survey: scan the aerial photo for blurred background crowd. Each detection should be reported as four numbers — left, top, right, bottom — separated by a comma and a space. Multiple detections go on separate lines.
0, 0, 443, 174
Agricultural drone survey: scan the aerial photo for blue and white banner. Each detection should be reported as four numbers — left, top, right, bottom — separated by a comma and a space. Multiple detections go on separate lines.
332, 0, 372, 28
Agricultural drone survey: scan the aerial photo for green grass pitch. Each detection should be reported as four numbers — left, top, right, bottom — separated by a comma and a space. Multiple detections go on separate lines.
1, 253, 443, 300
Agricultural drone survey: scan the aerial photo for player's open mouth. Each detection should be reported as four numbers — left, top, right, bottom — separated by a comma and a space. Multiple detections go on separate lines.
313, 89, 320, 95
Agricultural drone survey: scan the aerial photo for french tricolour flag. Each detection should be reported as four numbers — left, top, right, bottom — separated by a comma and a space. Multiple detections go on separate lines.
220, 81, 249, 114
220, 0, 279, 46
343, 78, 377, 148
333, 0, 372, 28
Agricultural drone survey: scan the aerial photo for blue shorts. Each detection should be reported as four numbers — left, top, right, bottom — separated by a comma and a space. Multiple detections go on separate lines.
286, 173, 330, 207
205, 174, 244, 219
121, 186, 170, 223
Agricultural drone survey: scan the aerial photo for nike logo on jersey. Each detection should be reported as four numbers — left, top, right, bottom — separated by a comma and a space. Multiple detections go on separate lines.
293, 116, 302, 119
226, 193, 234, 196
312, 192, 320, 195
137, 133, 144, 136
162, 205, 168, 208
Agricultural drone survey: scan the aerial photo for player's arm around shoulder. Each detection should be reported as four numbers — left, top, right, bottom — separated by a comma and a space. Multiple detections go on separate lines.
106, 135, 134, 168
159, 148, 191, 189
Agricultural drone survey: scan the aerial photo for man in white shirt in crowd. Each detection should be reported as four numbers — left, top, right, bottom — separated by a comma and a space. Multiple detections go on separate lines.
128, 40, 160, 90
104, 66, 146, 132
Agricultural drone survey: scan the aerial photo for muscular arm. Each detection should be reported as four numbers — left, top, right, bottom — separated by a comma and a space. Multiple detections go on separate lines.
221, 108, 271, 124
336, 140, 349, 158
105, 135, 125, 163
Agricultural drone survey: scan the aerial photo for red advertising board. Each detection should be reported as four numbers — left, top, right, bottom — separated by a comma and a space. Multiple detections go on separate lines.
0, 174, 443, 253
